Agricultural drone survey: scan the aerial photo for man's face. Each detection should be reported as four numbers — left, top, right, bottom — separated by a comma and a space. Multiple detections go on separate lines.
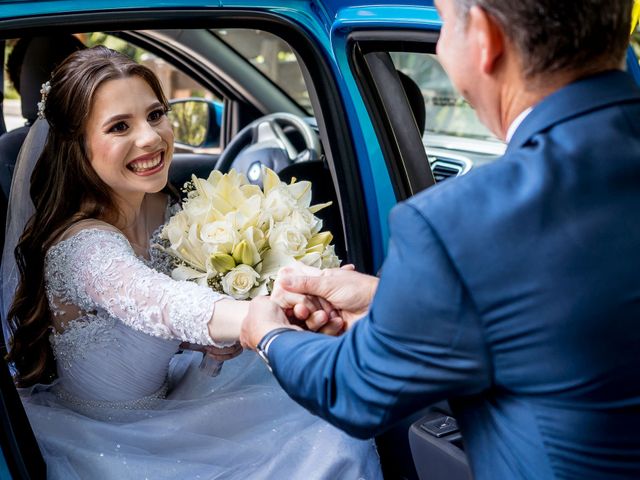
435, 0, 502, 138
435, 0, 474, 102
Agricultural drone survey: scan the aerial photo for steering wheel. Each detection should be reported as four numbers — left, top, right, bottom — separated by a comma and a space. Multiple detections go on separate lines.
214, 112, 321, 185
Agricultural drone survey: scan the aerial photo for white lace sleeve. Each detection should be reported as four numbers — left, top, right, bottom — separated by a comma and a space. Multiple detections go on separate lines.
45, 227, 222, 346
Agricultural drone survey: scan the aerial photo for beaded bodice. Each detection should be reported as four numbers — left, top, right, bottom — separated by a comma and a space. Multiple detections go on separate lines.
43, 224, 222, 406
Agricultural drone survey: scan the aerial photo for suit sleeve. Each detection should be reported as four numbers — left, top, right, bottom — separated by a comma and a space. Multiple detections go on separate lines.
268, 201, 492, 438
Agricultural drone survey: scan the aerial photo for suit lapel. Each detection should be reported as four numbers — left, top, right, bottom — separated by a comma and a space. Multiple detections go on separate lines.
507, 70, 640, 152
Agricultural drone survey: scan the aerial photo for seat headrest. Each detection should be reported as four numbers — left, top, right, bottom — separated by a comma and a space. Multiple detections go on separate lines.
397, 70, 426, 136
19, 36, 84, 122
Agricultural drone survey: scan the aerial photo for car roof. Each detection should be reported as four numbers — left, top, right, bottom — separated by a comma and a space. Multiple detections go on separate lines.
0, 0, 435, 23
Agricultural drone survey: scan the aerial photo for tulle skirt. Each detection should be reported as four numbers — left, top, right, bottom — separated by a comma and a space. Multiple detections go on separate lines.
22, 351, 382, 479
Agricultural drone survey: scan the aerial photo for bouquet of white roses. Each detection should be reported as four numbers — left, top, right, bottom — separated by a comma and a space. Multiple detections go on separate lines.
160, 167, 340, 300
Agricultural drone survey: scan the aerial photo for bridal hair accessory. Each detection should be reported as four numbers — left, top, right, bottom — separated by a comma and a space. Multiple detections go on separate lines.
37, 81, 51, 120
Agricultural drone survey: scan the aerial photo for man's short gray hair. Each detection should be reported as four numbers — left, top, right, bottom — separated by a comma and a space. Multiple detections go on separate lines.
453, 0, 633, 78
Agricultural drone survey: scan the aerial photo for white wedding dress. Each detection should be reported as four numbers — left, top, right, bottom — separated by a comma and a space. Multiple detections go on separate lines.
20, 217, 382, 479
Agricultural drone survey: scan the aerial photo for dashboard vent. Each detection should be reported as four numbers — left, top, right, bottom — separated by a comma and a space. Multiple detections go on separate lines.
431, 160, 463, 182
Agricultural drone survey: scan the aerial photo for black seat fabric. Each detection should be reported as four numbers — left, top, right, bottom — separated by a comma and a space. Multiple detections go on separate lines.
397, 70, 426, 135
277, 160, 346, 262
0, 126, 29, 199
0, 36, 84, 197
0, 36, 83, 256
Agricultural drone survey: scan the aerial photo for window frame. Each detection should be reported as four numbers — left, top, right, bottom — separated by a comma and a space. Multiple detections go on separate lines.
349, 30, 441, 201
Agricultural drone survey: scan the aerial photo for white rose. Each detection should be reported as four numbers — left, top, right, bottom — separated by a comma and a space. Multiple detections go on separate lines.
321, 244, 341, 269
268, 223, 308, 256
288, 209, 322, 237
221, 264, 260, 300
200, 221, 239, 254
183, 196, 215, 224
263, 186, 296, 222
162, 211, 189, 246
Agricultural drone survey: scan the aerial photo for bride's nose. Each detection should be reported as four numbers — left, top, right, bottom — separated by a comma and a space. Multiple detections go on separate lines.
135, 121, 162, 149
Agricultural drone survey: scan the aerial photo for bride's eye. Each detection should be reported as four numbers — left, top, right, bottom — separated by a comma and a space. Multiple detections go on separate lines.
108, 121, 129, 133
148, 108, 166, 122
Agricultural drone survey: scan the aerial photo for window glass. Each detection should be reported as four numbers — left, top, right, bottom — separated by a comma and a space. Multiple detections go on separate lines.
212, 29, 312, 114
83, 33, 221, 105
3, 39, 26, 131
390, 52, 500, 143
3, 34, 223, 149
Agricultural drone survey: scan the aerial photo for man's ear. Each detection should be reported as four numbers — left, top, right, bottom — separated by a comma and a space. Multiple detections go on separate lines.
468, 5, 505, 74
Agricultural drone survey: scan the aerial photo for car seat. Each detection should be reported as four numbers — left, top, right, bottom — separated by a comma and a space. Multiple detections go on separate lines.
396, 70, 426, 136
276, 160, 345, 262
0, 36, 83, 255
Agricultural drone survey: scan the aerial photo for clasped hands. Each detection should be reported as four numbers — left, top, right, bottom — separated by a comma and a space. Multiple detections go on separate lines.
240, 262, 379, 350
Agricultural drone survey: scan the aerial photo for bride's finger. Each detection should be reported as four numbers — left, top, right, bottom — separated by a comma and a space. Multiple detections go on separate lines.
318, 316, 344, 336
317, 296, 336, 317
291, 294, 325, 320
304, 309, 330, 331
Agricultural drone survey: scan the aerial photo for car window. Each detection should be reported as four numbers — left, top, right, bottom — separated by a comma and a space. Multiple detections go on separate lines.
350, 40, 506, 201
212, 28, 313, 115
3, 40, 24, 132
3, 34, 225, 151
389, 52, 499, 143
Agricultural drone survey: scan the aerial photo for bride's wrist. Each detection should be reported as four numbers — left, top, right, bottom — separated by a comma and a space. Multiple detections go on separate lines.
208, 299, 249, 344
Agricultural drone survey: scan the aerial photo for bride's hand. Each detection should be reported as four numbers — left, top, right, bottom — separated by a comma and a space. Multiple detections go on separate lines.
180, 341, 243, 361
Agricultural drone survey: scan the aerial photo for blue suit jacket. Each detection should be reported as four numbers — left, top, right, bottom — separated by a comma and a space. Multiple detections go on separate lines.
269, 70, 640, 479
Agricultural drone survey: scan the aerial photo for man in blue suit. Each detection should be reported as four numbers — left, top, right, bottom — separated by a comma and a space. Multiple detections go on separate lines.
241, 0, 640, 477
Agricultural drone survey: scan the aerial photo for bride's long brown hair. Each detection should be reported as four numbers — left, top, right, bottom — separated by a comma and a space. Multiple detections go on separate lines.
7, 46, 170, 387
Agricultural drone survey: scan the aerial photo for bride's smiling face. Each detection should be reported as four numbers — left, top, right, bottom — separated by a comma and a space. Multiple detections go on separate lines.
84, 75, 174, 199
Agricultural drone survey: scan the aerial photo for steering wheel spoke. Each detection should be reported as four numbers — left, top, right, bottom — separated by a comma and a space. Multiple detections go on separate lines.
214, 113, 322, 185
254, 119, 299, 160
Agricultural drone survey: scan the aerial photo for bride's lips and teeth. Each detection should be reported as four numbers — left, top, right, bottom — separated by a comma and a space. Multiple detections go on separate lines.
126, 150, 166, 176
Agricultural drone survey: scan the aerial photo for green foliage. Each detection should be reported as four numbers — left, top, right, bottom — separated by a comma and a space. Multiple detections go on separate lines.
168, 101, 209, 147
84, 33, 144, 62
3, 39, 20, 99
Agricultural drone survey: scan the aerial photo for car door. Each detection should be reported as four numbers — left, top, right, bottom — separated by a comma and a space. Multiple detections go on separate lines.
324, 4, 640, 480
0, 5, 380, 476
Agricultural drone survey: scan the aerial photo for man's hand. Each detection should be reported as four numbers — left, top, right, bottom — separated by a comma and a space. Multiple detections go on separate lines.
240, 296, 302, 350
271, 262, 343, 335
274, 263, 379, 329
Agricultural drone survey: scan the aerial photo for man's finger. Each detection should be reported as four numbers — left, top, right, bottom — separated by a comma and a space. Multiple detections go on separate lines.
281, 274, 324, 297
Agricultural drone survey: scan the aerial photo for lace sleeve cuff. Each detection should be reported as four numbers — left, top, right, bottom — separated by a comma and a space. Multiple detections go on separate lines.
45, 228, 227, 346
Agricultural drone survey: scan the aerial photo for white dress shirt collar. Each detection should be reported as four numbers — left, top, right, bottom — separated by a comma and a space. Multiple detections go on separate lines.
506, 107, 533, 143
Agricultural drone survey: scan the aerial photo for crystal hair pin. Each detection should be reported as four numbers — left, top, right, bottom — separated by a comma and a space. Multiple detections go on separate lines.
37, 81, 51, 120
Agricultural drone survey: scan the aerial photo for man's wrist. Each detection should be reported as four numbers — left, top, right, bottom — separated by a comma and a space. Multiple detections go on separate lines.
256, 327, 296, 372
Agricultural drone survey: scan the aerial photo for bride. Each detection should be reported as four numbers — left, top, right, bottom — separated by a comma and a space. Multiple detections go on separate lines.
4, 46, 381, 479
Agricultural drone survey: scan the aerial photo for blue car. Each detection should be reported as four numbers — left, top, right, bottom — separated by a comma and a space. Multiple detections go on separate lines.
0, 1, 639, 478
